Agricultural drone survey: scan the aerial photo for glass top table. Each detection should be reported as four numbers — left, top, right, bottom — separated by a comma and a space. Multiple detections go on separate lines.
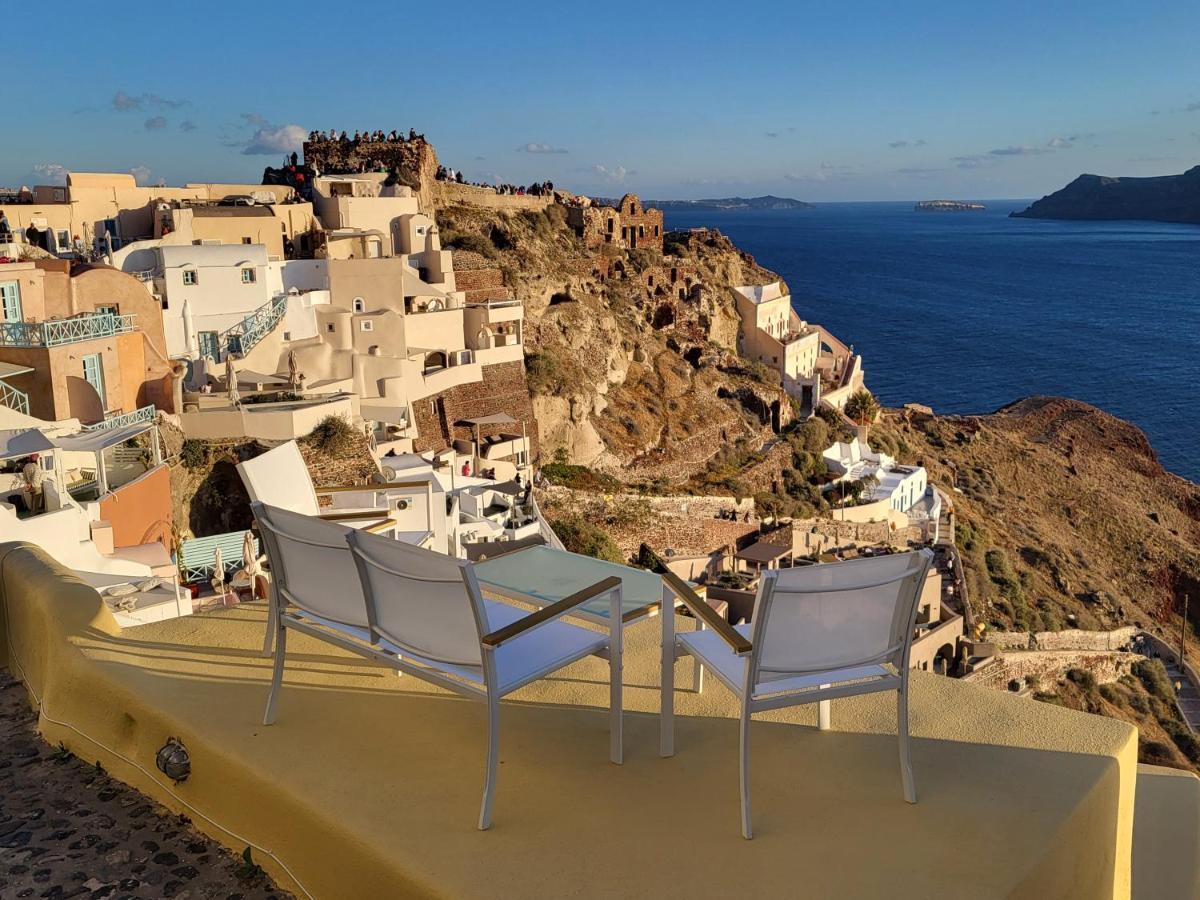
473, 545, 664, 625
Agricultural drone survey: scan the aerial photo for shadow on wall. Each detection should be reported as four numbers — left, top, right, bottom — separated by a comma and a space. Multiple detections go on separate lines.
189, 458, 254, 537
65, 376, 104, 424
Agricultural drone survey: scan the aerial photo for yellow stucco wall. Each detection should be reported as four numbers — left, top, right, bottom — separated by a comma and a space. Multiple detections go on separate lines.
0, 543, 1148, 899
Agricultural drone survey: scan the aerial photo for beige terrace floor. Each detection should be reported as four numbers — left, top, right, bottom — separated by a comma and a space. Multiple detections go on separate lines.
0, 545, 1173, 898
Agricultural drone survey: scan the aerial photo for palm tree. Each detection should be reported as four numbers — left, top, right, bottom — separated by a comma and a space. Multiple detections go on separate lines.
843, 389, 881, 443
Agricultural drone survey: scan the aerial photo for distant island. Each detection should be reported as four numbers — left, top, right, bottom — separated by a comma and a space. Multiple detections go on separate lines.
1011, 165, 1200, 224
623, 195, 812, 211
915, 200, 985, 211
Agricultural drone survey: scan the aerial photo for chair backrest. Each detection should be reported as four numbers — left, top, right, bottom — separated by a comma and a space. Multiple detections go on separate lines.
347, 527, 488, 667
749, 550, 933, 682
237, 441, 319, 516
251, 501, 370, 628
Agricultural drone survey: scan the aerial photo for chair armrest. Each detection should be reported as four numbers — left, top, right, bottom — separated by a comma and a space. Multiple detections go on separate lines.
481, 575, 622, 648
360, 519, 397, 534
317, 509, 390, 522
660, 569, 752, 656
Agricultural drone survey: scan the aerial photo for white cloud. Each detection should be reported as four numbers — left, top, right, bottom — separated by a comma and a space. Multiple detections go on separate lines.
112, 91, 187, 112
242, 123, 307, 155
591, 164, 630, 184
144, 116, 167, 131
30, 163, 68, 185
517, 142, 568, 154
989, 145, 1052, 156
129, 166, 153, 185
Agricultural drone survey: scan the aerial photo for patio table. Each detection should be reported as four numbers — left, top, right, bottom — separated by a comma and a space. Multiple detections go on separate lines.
474, 545, 670, 759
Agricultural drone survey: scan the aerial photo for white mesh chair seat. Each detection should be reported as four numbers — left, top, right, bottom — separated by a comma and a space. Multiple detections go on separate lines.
297, 602, 607, 694
677, 626, 895, 699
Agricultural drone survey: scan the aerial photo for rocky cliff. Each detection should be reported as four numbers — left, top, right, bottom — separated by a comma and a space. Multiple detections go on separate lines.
432, 201, 791, 485
1012, 166, 1200, 223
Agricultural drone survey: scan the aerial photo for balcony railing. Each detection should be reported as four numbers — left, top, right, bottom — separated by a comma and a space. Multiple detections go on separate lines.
82, 404, 156, 432
464, 297, 522, 308
219, 295, 288, 360
0, 379, 29, 415
0, 313, 138, 348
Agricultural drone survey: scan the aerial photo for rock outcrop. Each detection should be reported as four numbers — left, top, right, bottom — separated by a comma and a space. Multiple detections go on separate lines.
1012, 166, 1200, 223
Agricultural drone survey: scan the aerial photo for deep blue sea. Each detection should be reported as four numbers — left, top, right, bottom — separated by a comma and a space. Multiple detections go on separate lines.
664, 201, 1200, 484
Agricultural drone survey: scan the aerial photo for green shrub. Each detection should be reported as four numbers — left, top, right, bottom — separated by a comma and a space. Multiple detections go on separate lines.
180, 439, 206, 469
1032, 691, 1063, 706
1098, 684, 1121, 704
1140, 740, 1174, 763
442, 231, 494, 258
1133, 659, 1177, 704
1066, 668, 1098, 692
305, 415, 356, 455
540, 462, 622, 492
525, 353, 562, 396
1127, 692, 1151, 715
549, 515, 623, 564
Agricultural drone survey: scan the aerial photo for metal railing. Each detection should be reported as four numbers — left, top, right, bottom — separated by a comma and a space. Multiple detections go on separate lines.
0, 313, 138, 348
82, 404, 156, 432
0, 379, 29, 415
464, 297, 522, 308
218, 294, 287, 359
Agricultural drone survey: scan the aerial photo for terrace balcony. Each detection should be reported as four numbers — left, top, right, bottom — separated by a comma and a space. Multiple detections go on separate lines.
0, 543, 1195, 899
0, 312, 138, 348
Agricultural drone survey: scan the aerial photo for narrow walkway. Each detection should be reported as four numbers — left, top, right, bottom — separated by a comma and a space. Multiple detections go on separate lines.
1164, 660, 1200, 732
0, 673, 290, 900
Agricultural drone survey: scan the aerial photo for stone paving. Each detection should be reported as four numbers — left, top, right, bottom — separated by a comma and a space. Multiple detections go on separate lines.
0, 672, 290, 900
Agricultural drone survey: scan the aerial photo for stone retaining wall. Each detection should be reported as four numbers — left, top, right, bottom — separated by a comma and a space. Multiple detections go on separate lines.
988, 626, 1138, 652
965, 650, 1143, 691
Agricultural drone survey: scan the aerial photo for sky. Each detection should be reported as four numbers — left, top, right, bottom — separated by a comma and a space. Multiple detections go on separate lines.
6, 0, 1200, 202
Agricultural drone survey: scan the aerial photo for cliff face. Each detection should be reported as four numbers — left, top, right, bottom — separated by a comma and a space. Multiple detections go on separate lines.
1012, 166, 1200, 223
876, 397, 1200, 633
432, 201, 790, 484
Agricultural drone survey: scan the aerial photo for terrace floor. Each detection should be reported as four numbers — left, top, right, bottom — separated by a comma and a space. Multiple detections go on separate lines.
19, 597, 1150, 899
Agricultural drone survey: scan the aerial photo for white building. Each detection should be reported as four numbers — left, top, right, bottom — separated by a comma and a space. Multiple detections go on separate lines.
822, 436, 928, 514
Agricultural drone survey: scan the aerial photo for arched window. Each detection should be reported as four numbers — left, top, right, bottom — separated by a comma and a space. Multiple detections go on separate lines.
352, 297, 365, 313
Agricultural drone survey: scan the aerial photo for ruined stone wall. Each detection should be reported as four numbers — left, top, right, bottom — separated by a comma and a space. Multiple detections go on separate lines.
432, 182, 553, 211
966, 650, 1143, 690
573, 194, 664, 252
411, 361, 539, 458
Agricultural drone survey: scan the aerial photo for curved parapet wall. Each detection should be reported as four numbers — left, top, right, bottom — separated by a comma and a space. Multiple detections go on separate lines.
0, 541, 1149, 898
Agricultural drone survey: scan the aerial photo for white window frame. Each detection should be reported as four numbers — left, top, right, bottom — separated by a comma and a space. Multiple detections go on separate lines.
241, 268, 256, 284
0, 281, 21, 322
182, 269, 199, 286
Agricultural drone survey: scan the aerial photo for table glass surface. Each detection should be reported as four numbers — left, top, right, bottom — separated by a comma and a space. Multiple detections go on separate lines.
473, 545, 662, 621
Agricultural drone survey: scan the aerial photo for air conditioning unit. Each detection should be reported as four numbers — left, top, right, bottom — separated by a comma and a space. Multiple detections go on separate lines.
395, 498, 410, 511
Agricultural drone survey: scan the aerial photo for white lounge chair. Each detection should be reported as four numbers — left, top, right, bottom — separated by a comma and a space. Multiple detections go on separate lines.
659, 549, 934, 839
251, 501, 624, 830
238, 440, 402, 654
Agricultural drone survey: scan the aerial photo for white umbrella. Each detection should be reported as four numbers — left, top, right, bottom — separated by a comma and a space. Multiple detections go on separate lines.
225, 356, 240, 406
241, 530, 260, 577
211, 546, 226, 596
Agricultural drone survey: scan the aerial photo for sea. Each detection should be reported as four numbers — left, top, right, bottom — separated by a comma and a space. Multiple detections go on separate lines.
663, 201, 1200, 484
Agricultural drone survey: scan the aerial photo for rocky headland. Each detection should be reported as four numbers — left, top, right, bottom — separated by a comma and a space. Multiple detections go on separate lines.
1012, 165, 1200, 223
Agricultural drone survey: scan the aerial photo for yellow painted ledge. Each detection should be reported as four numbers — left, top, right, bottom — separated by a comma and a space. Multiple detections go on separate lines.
1133, 764, 1200, 899
0, 543, 1141, 899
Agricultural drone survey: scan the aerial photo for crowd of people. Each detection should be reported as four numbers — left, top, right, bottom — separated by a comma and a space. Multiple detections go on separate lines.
307, 129, 425, 144
433, 169, 557, 198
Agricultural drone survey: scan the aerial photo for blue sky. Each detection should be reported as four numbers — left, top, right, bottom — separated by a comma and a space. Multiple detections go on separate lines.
6, 0, 1199, 201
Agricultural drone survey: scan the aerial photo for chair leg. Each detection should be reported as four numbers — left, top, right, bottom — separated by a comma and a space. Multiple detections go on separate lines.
660, 587, 675, 758
818, 695, 831, 731
609, 586, 623, 765
262, 620, 287, 726
694, 618, 705, 694
479, 694, 500, 830
260, 586, 277, 658
898, 684, 916, 803
739, 709, 753, 839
